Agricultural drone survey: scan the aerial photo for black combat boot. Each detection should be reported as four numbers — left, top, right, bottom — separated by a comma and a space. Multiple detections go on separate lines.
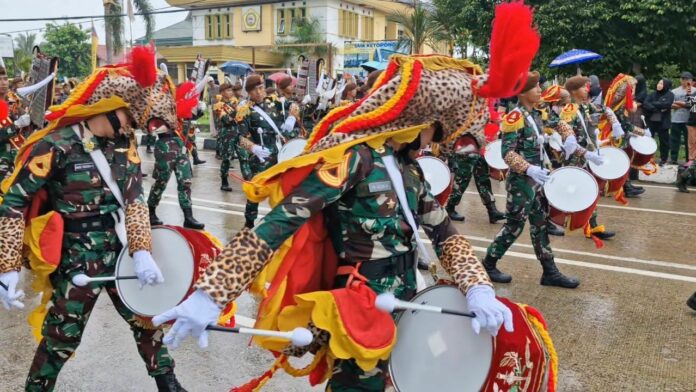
546, 220, 565, 236
244, 218, 255, 229
676, 171, 690, 193
220, 176, 233, 192
589, 217, 615, 240
446, 206, 465, 222
149, 206, 163, 226
623, 182, 645, 197
539, 258, 580, 288
146, 146, 153, 154
154, 372, 187, 392
626, 181, 644, 191
182, 207, 205, 230
192, 149, 206, 165
485, 202, 506, 223
482, 255, 512, 283
687, 292, 696, 311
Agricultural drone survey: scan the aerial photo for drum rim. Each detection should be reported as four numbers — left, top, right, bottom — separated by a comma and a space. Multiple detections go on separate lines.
416, 156, 451, 195
278, 138, 308, 162
115, 226, 196, 317
388, 284, 494, 392
484, 140, 509, 170
544, 166, 599, 213
628, 135, 658, 154
588, 146, 631, 180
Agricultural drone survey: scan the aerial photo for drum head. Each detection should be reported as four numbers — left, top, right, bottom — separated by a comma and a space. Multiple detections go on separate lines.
484, 140, 509, 170
389, 285, 492, 392
588, 147, 630, 180
116, 227, 195, 317
278, 138, 307, 162
543, 167, 598, 213
629, 135, 657, 155
416, 157, 451, 196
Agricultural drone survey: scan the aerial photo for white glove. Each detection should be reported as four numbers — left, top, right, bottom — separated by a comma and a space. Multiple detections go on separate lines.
584, 150, 604, 166
563, 135, 578, 159
0, 271, 25, 310
643, 128, 652, 137
152, 289, 222, 349
466, 285, 514, 336
302, 94, 312, 105
611, 122, 624, 139
133, 250, 164, 288
14, 114, 31, 129
526, 165, 550, 185
251, 145, 271, 162
196, 101, 207, 114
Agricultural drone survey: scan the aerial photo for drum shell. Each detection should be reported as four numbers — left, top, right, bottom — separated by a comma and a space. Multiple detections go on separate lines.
588, 147, 630, 196
416, 156, 454, 206
278, 138, 308, 162
548, 197, 598, 231
544, 167, 599, 232
484, 140, 509, 182
625, 136, 657, 167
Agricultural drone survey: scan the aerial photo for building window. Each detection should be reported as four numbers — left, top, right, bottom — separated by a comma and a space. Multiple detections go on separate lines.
205, 13, 233, 40
340, 9, 358, 38
362, 15, 374, 40
277, 8, 306, 35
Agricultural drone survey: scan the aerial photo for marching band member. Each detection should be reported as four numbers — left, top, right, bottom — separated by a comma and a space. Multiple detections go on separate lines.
0, 46, 186, 391
275, 75, 303, 138
213, 82, 239, 192
482, 71, 582, 288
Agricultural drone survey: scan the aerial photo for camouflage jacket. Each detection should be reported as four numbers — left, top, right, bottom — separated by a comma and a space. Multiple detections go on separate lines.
196, 143, 492, 306
213, 98, 238, 131
501, 106, 545, 174
0, 115, 18, 153
235, 101, 285, 161
560, 102, 608, 149
0, 125, 152, 273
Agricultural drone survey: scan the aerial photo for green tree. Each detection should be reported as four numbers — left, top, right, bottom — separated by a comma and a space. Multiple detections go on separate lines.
277, 17, 329, 58
42, 23, 91, 78
388, 4, 441, 55
104, 0, 155, 64
11, 32, 37, 74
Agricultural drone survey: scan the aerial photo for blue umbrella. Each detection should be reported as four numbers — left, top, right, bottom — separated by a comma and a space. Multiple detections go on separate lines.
360, 61, 387, 72
219, 61, 254, 76
549, 49, 603, 68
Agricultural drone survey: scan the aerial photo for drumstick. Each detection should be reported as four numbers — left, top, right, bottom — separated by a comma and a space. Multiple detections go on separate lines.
0, 281, 7, 291
71, 273, 138, 287
206, 325, 313, 347
375, 292, 475, 318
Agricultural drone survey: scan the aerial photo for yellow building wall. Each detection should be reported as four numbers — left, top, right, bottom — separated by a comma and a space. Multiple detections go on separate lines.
231, 4, 275, 46
373, 13, 387, 41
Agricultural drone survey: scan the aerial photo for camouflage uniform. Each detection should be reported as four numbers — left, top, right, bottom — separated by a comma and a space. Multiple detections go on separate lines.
213, 97, 238, 185
0, 126, 173, 391
275, 95, 302, 139
482, 106, 579, 288
147, 132, 193, 210
0, 116, 18, 183
142, 133, 156, 152
444, 153, 498, 218
182, 119, 205, 165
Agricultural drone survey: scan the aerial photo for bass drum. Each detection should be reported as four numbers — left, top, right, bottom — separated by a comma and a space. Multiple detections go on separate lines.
278, 138, 308, 162
544, 166, 599, 231
484, 140, 509, 181
416, 156, 453, 206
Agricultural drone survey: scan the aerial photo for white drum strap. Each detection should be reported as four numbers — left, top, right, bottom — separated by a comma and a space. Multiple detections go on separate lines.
252, 105, 284, 151
524, 112, 552, 168
72, 125, 127, 246
382, 155, 430, 291
577, 107, 598, 152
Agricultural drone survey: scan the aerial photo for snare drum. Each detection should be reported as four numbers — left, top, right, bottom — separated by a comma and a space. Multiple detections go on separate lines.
389, 285, 555, 392
115, 226, 220, 317
278, 138, 308, 162
484, 140, 509, 181
625, 135, 657, 168
544, 167, 599, 231
416, 156, 454, 206
587, 146, 630, 195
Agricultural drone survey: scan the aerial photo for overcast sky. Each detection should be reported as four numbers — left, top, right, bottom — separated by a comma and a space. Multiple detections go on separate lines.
0, 0, 186, 45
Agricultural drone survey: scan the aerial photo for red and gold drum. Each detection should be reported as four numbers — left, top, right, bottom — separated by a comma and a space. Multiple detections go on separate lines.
484, 140, 509, 181
587, 146, 630, 195
544, 167, 599, 231
625, 135, 657, 168
417, 156, 454, 206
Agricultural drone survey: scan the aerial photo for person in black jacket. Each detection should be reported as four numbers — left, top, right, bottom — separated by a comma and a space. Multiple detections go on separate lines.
643, 78, 675, 165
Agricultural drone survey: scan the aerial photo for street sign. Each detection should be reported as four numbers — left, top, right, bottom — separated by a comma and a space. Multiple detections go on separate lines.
0, 35, 14, 58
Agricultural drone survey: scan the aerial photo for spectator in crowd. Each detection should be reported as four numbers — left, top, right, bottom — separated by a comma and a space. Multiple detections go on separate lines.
644, 78, 675, 165
685, 80, 696, 164
670, 72, 693, 164
630, 74, 648, 127
589, 75, 603, 105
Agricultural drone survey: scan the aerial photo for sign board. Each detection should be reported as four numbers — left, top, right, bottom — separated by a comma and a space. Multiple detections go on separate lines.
341, 40, 404, 76
242, 6, 262, 32
0, 35, 14, 58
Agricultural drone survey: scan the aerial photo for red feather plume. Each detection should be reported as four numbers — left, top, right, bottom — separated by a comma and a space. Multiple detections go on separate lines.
176, 81, 198, 119
0, 100, 8, 121
477, 1, 540, 98
127, 44, 158, 87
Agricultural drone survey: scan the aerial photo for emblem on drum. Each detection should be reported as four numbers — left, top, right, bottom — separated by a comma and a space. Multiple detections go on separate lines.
494, 339, 533, 391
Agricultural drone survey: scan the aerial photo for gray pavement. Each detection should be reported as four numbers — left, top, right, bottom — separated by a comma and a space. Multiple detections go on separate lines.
1, 147, 695, 391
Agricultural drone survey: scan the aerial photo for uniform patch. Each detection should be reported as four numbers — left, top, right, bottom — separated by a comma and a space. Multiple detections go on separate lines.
27, 151, 54, 178
235, 103, 251, 122
317, 152, 352, 188
368, 181, 392, 193
501, 110, 524, 133
560, 103, 578, 122
73, 162, 95, 172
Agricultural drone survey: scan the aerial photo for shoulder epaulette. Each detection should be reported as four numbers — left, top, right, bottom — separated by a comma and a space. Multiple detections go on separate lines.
234, 103, 252, 122
560, 103, 579, 122
501, 110, 525, 133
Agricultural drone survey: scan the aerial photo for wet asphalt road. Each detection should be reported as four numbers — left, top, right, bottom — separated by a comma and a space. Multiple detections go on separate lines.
1, 146, 695, 392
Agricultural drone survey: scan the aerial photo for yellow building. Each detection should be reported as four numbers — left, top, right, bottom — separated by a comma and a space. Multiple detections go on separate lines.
159, 0, 418, 81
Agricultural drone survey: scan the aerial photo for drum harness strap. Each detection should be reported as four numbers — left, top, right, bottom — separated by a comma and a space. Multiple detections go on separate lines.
576, 106, 599, 153
72, 124, 128, 246
519, 108, 553, 171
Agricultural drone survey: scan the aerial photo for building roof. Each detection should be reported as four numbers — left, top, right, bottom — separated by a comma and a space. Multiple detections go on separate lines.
136, 14, 193, 46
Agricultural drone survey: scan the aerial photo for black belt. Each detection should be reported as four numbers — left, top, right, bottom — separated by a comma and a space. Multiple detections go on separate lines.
64, 214, 116, 233
340, 252, 415, 280
157, 132, 173, 140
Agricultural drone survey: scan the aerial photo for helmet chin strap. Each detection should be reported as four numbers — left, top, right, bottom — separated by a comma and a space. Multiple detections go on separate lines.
106, 111, 122, 135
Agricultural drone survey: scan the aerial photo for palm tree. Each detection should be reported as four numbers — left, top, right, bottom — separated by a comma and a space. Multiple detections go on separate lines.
103, 0, 155, 64
387, 4, 441, 55
12, 33, 37, 74
277, 17, 330, 58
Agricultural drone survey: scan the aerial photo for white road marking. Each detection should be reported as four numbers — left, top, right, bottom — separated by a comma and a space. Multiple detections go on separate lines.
158, 199, 696, 282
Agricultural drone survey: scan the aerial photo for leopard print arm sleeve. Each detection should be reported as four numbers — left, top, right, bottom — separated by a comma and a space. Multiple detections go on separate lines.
504, 151, 530, 174
555, 120, 575, 140
195, 228, 274, 307
0, 217, 25, 273
125, 202, 152, 254
439, 234, 493, 294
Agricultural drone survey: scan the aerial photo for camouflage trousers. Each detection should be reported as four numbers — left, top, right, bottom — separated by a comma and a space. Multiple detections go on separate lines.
219, 127, 238, 180
327, 268, 416, 391
147, 136, 193, 210
485, 173, 554, 263
242, 154, 275, 223
0, 146, 16, 185
142, 133, 156, 149
26, 230, 173, 391
446, 153, 495, 210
